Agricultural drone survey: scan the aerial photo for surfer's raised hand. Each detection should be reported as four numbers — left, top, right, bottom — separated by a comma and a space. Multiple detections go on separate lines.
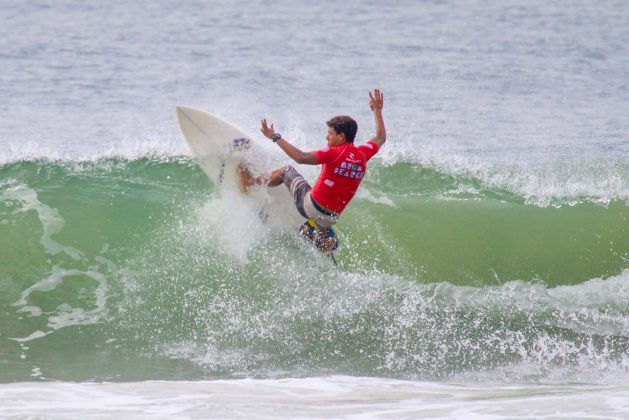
260, 119, 276, 139
368, 89, 386, 148
369, 89, 384, 112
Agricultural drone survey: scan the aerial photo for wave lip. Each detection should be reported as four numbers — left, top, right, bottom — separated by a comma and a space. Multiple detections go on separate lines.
3, 155, 628, 206
370, 157, 629, 207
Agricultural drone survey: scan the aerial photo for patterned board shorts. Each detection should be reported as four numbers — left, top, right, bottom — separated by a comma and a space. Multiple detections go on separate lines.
283, 166, 338, 229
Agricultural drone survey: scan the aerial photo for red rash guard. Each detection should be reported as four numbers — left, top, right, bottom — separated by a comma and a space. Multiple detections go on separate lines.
312, 140, 380, 214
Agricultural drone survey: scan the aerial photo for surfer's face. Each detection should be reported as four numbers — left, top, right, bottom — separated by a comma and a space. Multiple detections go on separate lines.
326, 127, 346, 147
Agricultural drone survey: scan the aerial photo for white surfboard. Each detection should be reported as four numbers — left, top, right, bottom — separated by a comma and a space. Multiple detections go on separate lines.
176, 106, 302, 229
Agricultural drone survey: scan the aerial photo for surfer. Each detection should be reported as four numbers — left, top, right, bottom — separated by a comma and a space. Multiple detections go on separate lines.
239, 89, 386, 252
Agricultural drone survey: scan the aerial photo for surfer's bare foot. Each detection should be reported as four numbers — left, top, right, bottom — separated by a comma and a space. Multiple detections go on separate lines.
237, 162, 254, 193
238, 163, 276, 192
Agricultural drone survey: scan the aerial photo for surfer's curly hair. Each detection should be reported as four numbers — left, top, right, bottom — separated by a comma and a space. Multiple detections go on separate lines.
327, 116, 357, 143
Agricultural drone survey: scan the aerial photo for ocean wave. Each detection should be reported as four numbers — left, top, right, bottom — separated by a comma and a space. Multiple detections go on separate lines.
1, 160, 627, 382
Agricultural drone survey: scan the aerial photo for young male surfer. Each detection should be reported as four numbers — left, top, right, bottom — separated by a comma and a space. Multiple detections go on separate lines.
239, 89, 386, 252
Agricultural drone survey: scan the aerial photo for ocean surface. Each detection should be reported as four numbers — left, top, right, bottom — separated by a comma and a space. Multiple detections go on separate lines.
1, 0, 628, 418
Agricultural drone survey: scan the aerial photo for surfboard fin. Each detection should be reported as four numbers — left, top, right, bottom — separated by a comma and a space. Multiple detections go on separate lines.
257, 207, 269, 223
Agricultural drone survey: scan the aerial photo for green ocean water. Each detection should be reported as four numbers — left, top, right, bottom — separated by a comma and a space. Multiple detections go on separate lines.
1, 158, 628, 383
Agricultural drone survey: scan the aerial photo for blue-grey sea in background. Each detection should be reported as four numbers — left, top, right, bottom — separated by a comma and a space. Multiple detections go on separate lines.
1, 0, 628, 418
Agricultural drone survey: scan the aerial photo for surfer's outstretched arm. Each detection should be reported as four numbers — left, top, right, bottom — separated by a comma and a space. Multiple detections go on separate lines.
260, 119, 318, 165
367, 89, 386, 148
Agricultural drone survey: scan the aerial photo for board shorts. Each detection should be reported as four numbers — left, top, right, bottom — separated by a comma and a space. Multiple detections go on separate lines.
283, 166, 339, 229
